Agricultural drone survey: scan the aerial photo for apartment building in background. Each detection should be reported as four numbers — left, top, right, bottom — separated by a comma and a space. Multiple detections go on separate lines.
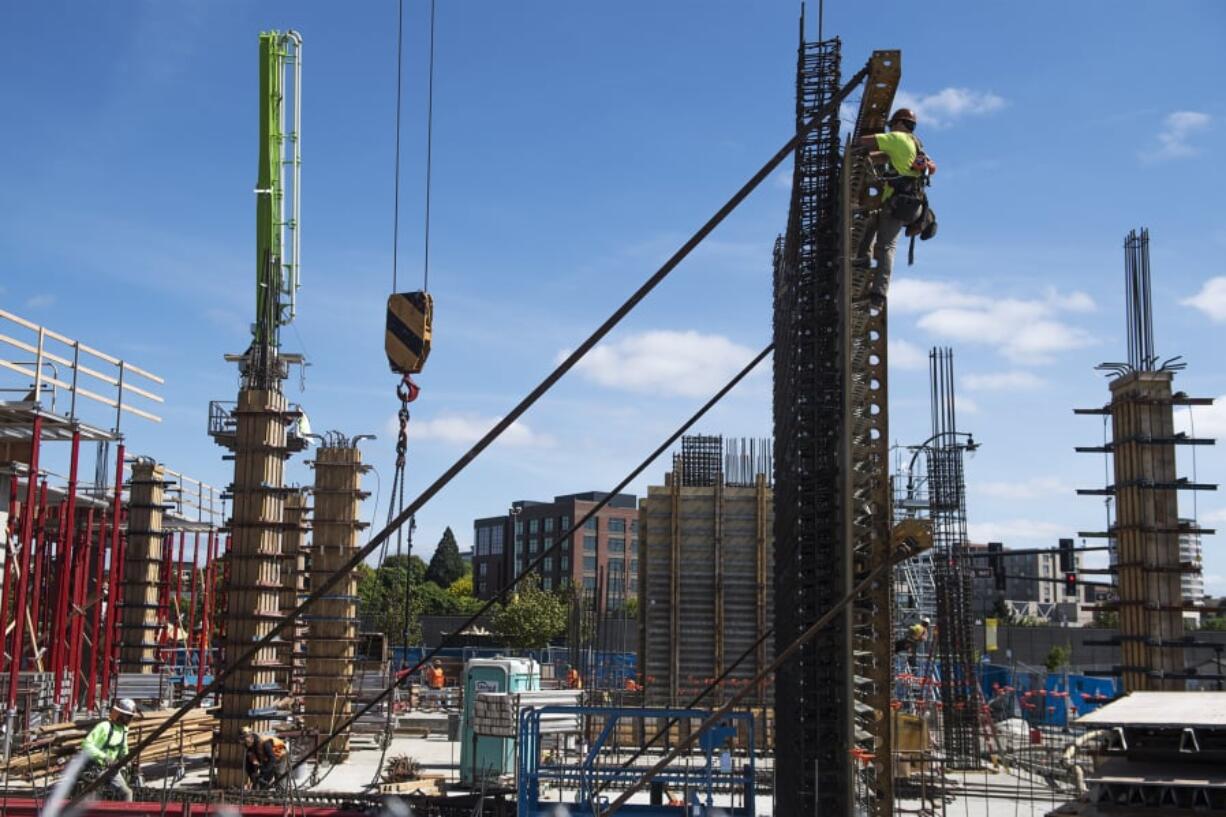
472, 492, 638, 604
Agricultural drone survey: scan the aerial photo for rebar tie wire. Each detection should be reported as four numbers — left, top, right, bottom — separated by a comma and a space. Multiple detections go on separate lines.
71, 60, 869, 805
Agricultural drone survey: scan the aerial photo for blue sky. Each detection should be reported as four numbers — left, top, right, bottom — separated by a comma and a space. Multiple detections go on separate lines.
2, 2, 1225, 589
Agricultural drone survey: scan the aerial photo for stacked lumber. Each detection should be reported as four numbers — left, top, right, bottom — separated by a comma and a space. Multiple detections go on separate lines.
0, 707, 217, 778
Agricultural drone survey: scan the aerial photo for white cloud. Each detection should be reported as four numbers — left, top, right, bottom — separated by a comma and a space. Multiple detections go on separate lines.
889, 337, 927, 370
1174, 396, 1226, 441
975, 476, 1074, 501
892, 278, 1096, 363
394, 413, 553, 448
1202, 508, 1226, 525
24, 294, 55, 309
963, 370, 1048, 391
891, 278, 988, 315
957, 396, 980, 415
563, 330, 759, 398
1151, 111, 1211, 160
893, 87, 1005, 129
1182, 277, 1226, 322
969, 518, 1071, 547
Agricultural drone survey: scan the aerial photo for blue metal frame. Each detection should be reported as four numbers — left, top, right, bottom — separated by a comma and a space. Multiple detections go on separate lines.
517, 706, 756, 817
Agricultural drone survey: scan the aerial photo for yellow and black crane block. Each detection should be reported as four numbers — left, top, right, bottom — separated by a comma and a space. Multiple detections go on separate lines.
385, 291, 433, 375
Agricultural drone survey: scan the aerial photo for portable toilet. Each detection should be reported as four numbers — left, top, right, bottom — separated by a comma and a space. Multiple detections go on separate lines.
459, 656, 539, 786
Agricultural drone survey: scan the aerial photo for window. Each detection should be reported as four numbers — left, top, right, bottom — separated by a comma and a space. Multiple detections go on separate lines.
562, 537, 571, 552
529, 518, 539, 533
584, 517, 597, 531
609, 578, 625, 594
561, 556, 569, 571
515, 556, 524, 573
544, 557, 553, 571
608, 537, 625, 553
608, 557, 625, 574
629, 577, 638, 592
631, 538, 638, 553
490, 526, 504, 555
583, 535, 597, 552
583, 556, 597, 571
479, 562, 488, 577
608, 518, 625, 533
561, 515, 570, 531
630, 558, 638, 574
544, 517, 555, 532
543, 576, 553, 591
515, 518, 524, 534
583, 576, 596, 589
630, 519, 638, 533
559, 577, 570, 590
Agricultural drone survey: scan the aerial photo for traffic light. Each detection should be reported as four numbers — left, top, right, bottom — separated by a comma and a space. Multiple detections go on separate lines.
1064, 571, 1078, 597
1058, 538, 1075, 574
988, 541, 1006, 592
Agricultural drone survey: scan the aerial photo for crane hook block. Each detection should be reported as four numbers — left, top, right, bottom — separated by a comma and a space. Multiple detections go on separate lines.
385, 291, 433, 375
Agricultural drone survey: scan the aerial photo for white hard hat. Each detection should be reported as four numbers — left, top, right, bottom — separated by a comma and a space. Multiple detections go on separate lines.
113, 698, 138, 716
920, 617, 932, 626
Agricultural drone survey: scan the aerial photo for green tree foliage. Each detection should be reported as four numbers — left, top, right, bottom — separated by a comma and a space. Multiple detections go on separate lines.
490, 574, 567, 649
357, 549, 486, 646
1091, 609, 1120, 628
1045, 644, 1072, 673
449, 574, 474, 598
1201, 616, 1226, 632
425, 527, 466, 587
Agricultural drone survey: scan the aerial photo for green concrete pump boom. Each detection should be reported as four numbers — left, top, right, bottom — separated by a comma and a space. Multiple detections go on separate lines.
254, 30, 302, 349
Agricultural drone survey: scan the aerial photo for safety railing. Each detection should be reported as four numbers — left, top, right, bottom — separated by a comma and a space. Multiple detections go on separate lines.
0, 308, 163, 430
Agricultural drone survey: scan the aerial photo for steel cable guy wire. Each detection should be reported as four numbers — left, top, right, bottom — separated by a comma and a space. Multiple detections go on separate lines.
71, 60, 868, 804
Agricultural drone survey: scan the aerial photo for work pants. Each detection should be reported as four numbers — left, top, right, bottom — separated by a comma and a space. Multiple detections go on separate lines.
96, 764, 134, 801
858, 208, 907, 299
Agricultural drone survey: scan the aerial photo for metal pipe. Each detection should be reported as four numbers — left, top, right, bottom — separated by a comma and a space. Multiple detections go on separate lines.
0, 478, 16, 676
196, 529, 218, 694
85, 509, 108, 710
68, 507, 95, 711
5, 413, 43, 757
185, 532, 199, 677
99, 443, 124, 704
28, 481, 49, 671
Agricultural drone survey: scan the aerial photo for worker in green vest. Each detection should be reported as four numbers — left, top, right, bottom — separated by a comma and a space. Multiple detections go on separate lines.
80, 698, 141, 801
855, 108, 938, 304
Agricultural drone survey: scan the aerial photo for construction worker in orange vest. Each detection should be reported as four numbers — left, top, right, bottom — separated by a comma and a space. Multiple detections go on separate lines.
240, 726, 288, 791
565, 664, 583, 690
624, 675, 642, 693
426, 659, 446, 690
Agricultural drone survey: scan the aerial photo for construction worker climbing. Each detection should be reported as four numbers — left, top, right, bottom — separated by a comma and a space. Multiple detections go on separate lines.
240, 726, 289, 791
79, 698, 141, 801
565, 664, 583, 690
895, 616, 931, 660
855, 107, 938, 304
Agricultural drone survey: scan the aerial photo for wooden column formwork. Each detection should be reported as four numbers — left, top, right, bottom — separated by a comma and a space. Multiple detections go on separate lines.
119, 460, 166, 673
639, 474, 775, 713
279, 489, 309, 700
215, 388, 291, 789
303, 445, 367, 761
1110, 372, 1185, 692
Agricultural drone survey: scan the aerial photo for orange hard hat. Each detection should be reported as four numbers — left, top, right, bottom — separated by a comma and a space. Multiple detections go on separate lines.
889, 108, 918, 127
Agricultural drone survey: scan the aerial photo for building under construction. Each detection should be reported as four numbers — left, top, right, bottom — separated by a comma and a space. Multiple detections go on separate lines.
0, 7, 1222, 817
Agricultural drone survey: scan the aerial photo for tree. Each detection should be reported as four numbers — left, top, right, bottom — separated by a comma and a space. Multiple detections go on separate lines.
449, 574, 474, 599
1045, 644, 1072, 673
1091, 609, 1119, 628
1202, 616, 1226, 632
425, 527, 465, 587
490, 574, 567, 649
